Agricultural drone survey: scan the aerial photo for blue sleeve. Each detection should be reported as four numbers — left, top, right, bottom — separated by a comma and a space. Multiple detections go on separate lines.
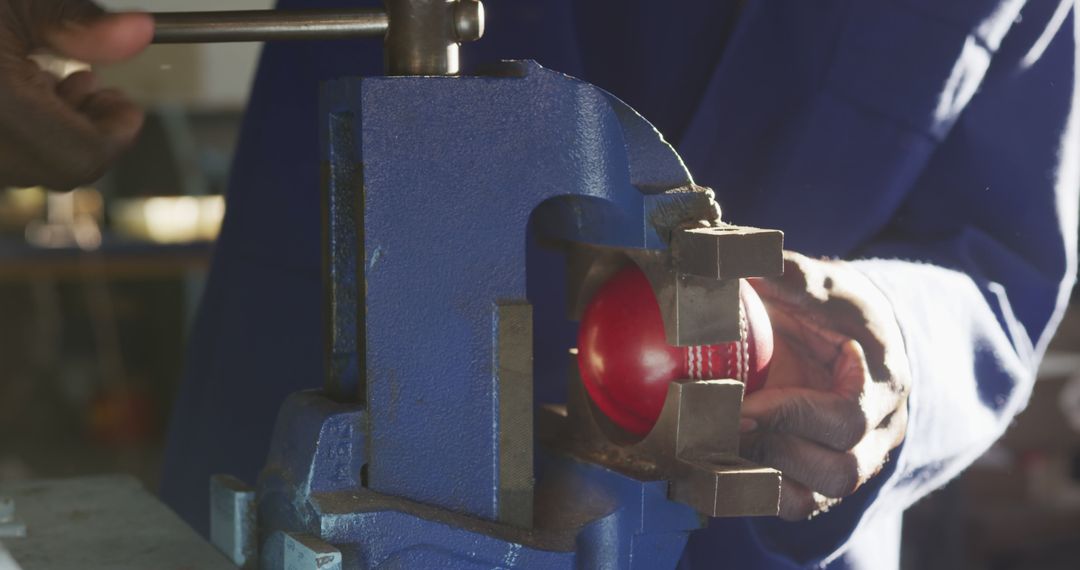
723, 1, 1079, 565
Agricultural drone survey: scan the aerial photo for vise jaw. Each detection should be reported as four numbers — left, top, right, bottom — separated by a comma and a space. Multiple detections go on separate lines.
547, 222, 784, 519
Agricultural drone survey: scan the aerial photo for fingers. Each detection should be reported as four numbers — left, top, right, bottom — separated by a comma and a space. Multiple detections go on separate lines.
741, 389, 909, 518
743, 423, 905, 520
743, 372, 903, 447
44, 87, 144, 188
0, 2, 148, 189
0, 74, 143, 189
742, 387, 869, 452
4, 1, 153, 63
45, 12, 153, 64
743, 431, 863, 499
743, 252, 912, 520
743, 384, 876, 451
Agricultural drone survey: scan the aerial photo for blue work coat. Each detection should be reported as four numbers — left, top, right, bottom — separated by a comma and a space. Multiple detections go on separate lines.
160, 1, 1080, 568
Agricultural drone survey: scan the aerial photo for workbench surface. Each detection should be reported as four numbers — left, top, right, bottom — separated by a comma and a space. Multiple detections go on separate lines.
0, 475, 234, 570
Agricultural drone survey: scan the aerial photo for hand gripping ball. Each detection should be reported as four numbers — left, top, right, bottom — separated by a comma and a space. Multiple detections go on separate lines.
577, 265, 774, 436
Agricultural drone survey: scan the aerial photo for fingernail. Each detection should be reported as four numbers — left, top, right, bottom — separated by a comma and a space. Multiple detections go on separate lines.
739, 418, 758, 433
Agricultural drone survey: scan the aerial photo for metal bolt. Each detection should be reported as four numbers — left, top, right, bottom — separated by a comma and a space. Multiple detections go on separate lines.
454, 0, 485, 43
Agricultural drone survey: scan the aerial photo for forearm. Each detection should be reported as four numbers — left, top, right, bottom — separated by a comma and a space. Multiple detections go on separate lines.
851, 259, 1049, 500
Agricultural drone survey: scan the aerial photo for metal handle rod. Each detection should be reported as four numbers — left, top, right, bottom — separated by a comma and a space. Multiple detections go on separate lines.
152, 9, 389, 44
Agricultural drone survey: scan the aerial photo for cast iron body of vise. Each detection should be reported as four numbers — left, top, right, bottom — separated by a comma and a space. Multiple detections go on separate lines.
214, 61, 784, 569
173, 2, 787, 568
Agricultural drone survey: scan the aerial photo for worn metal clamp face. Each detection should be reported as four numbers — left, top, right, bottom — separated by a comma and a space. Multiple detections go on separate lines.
548, 230, 785, 519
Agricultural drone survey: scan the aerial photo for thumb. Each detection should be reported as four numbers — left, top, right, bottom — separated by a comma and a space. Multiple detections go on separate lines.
46, 12, 153, 65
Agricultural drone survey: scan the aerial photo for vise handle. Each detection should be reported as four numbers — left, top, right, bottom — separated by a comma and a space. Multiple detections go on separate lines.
152, 9, 391, 44
151, 1, 485, 76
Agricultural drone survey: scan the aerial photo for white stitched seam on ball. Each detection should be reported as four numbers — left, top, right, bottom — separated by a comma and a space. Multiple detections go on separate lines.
726, 342, 734, 381
739, 341, 747, 383
738, 301, 748, 383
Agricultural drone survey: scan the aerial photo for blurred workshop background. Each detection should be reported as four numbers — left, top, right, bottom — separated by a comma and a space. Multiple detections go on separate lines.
0, 2, 1077, 569
0, 0, 267, 495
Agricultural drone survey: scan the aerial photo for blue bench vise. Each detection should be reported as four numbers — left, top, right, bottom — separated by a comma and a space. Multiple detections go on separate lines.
156, 2, 785, 568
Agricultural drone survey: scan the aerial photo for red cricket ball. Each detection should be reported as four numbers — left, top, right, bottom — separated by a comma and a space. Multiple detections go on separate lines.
577, 265, 773, 436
